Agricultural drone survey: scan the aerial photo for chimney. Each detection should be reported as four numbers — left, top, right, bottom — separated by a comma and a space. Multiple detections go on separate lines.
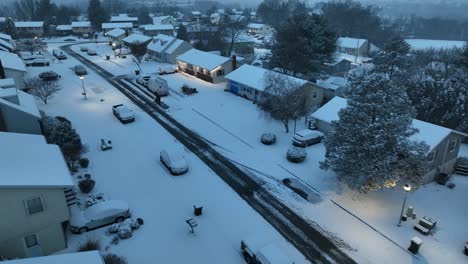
0, 60, 6, 79
232, 55, 237, 71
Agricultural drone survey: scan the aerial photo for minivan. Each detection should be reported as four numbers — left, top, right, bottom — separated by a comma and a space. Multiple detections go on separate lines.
292, 129, 324, 147
147, 77, 169, 96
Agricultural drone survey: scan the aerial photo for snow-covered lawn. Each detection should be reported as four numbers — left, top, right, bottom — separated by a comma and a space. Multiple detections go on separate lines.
33, 43, 308, 263
50, 42, 468, 264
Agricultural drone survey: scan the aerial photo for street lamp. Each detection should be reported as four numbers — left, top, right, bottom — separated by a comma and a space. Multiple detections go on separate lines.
397, 183, 412, 227
79, 76, 87, 100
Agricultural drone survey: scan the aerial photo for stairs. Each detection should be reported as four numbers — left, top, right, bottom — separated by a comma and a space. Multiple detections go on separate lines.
64, 188, 78, 206
455, 157, 468, 176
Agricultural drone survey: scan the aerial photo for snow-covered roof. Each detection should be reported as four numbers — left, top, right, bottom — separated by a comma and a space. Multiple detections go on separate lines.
71, 21, 91, 27
0, 78, 15, 88
0, 51, 27, 72
0, 88, 41, 118
2, 251, 104, 264
316, 76, 348, 91
106, 28, 126, 38
102, 23, 133, 29
56, 24, 72, 31
122, 33, 152, 44
147, 34, 176, 53
0, 132, 74, 188
338, 37, 368, 49
225, 64, 308, 92
247, 23, 267, 29
0, 32, 12, 41
111, 15, 138, 22
142, 24, 174, 31
152, 16, 175, 25
177, 49, 231, 71
0, 38, 14, 50
191, 11, 201, 16
311, 96, 454, 151
15, 21, 44, 28
405, 39, 466, 51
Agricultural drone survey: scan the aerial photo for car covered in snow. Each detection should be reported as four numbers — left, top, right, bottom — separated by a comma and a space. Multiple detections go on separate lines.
53, 49, 67, 60
136, 75, 152, 87
114, 47, 131, 56
241, 236, 293, 264
38, 71, 60, 81
112, 104, 135, 123
80, 46, 89, 52
158, 66, 177, 75
292, 129, 324, 147
25, 58, 50, 67
87, 49, 97, 55
69, 200, 131, 234
148, 77, 169, 97
160, 150, 189, 175
74, 65, 87, 76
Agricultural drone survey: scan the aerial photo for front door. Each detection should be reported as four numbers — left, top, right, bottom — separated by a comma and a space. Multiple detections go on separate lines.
230, 81, 239, 94
24, 234, 43, 257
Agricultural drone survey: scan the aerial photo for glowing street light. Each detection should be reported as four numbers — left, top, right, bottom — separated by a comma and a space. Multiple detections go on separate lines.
79, 76, 87, 100
397, 183, 412, 227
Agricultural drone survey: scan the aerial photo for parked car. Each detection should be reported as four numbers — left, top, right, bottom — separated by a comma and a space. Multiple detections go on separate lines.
64, 38, 76, 42
136, 75, 152, 87
147, 77, 169, 96
87, 49, 97, 55
158, 66, 177, 75
292, 129, 324, 147
112, 104, 135, 123
74, 65, 87, 76
39, 71, 60, 81
69, 200, 131, 234
114, 47, 130, 56
160, 150, 189, 175
241, 236, 293, 264
53, 49, 67, 60
25, 58, 50, 67
80, 46, 89, 52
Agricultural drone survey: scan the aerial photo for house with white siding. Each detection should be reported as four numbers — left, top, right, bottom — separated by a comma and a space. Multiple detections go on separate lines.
147, 34, 192, 64
246, 23, 274, 36
0, 51, 27, 90
176, 49, 233, 83
71, 21, 92, 35
106, 28, 127, 47
140, 24, 175, 37
0, 88, 41, 135
311, 96, 467, 183
110, 14, 138, 27
14, 22, 44, 37
152, 16, 178, 27
55, 25, 72, 36
337, 37, 380, 57
0, 132, 74, 259
102, 23, 133, 33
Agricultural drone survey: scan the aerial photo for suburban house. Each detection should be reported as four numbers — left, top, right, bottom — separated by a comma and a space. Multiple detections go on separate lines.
0, 132, 74, 259
140, 24, 175, 37
122, 33, 152, 47
190, 11, 202, 21
246, 23, 274, 36
176, 49, 233, 83
225, 64, 324, 106
152, 16, 178, 27
316, 76, 348, 100
102, 23, 133, 33
106, 28, 127, 47
110, 14, 139, 27
0, 88, 42, 135
311, 96, 467, 183
147, 34, 192, 64
71, 21, 92, 36
1, 251, 104, 264
0, 51, 27, 90
324, 58, 353, 76
55, 25, 72, 36
337, 37, 379, 57
0, 33, 14, 52
14, 22, 44, 37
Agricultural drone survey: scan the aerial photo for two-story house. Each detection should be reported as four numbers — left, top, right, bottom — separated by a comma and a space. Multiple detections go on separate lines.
147, 34, 192, 64
14, 22, 44, 37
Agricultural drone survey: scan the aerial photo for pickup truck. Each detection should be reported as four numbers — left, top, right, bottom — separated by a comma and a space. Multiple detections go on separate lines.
112, 104, 135, 124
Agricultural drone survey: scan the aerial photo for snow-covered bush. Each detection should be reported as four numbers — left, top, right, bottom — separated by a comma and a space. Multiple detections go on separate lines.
108, 223, 120, 235
110, 236, 119, 245
260, 133, 277, 145
79, 158, 89, 168
85, 193, 104, 207
103, 254, 128, 264
137, 218, 144, 226
78, 239, 100, 252
84, 173, 91, 179
286, 147, 307, 163
79, 178, 95, 193
117, 226, 132, 239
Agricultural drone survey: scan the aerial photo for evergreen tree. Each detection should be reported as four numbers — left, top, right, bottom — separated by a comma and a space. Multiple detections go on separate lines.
88, 0, 109, 31
458, 42, 468, 70
136, 8, 152, 25
373, 35, 411, 79
270, 13, 336, 78
177, 24, 189, 42
321, 72, 429, 192
0, 18, 17, 38
47, 121, 84, 166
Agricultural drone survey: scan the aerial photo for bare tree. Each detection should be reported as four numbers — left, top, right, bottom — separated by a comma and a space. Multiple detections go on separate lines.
128, 40, 150, 73
25, 77, 61, 104
220, 15, 248, 56
258, 72, 311, 133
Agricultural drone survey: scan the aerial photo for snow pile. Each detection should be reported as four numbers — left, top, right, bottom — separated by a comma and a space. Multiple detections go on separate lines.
286, 147, 307, 163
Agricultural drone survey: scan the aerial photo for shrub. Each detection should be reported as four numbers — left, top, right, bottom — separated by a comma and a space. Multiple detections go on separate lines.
447, 182, 456, 189
260, 133, 276, 145
117, 226, 132, 239
79, 158, 89, 168
103, 254, 128, 264
137, 218, 144, 226
79, 178, 96, 193
110, 236, 119, 245
286, 147, 307, 163
84, 173, 91, 179
108, 223, 120, 235
78, 239, 100, 252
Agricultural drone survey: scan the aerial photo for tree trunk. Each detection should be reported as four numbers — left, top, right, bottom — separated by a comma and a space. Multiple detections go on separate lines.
283, 119, 289, 133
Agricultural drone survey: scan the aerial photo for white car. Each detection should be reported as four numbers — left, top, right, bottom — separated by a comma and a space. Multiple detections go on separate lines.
112, 104, 135, 123
160, 150, 189, 175
87, 49, 97, 55
114, 47, 130, 56
80, 46, 89, 52
292, 129, 324, 147
25, 58, 50, 67
158, 66, 177, 75
69, 200, 131, 234
136, 75, 152, 87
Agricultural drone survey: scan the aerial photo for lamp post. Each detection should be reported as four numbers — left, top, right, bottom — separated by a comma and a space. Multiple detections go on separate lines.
31, 36, 38, 55
397, 184, 411, 227
79, 76, 87, 100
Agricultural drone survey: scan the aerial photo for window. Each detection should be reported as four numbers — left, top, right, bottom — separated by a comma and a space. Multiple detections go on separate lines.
312, 91, 318, 98
216, 69, 224, 76
427, 150, 437, 162
25, 197, 44, 215
24, 234, 39, 248
449, 140, 458, 152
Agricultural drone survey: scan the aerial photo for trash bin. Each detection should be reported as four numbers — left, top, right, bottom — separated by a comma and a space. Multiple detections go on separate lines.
406, 206, 413, 217
408, 237, 423, 254
106, 55, 110, 60
135, 70, 140, 75
193, 205, 203, 216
